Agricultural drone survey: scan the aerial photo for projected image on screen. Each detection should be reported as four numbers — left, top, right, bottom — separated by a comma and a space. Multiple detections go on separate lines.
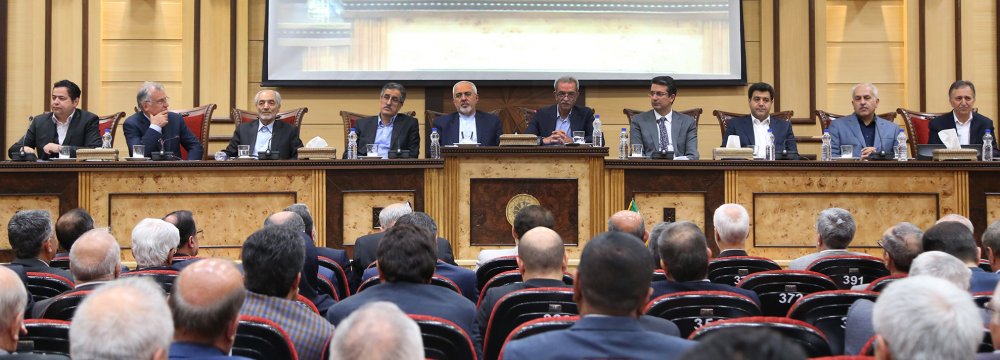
264, 0, 745, 84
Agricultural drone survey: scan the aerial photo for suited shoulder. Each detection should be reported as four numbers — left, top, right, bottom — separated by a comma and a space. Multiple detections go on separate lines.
123, 112, 145, 124
78, 109, 101, 122
432, 112, 456, 126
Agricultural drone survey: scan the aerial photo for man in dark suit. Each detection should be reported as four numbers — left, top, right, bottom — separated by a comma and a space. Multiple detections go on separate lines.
721, 82, 798, 158
12, 80, 100, 160
284, 203, 350, 272
923, 220, 1000, 293
713, 204, 750, 257
54, 208, 94, 258
630, 76, 699, 159
7, 210, 72, 281
123, 81, 204, 160
350, 82, 420, 158
31, 229, 120, 319
351, 203, 456, 289
162, 210, 201, 271
224, 89, 303, 159
525, 76, 595, 145
0, 266, 69, 359
928, 80, 1000, 156
503, 231, 696, 360
168, 258, 251, 360
432, 81, 503, 146
652, 222, 760, 305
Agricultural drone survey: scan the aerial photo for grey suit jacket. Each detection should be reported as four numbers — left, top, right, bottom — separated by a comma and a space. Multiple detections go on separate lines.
788, 249, 867, 270
828, 114, 901, 157
629, 110, 699, 159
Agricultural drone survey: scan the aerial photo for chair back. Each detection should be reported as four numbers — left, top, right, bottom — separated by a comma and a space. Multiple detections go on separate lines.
18, 319, 71, 356
98, 112, 127, 146
39, 289, 93, 321
171, 255, 197, 265
787, 290, 879, 355
233, 107, 308, 128
712, 110, 794, 138
340, 110, 416, 150
316, 273, 339, 301
483, 287, 577, 360
815, 110, 897, 131
356, 276, 381, 293
409, 314, 478, 360
688, 316, 832, 358
735, 270, 839, 316
500, 315, 579, 356
707, 256, 782, 286
431, 274, 463, 295
172, 104, 216, 160
317, 256, 351, 300
517, 107, 537, 134
234, 315, 299, 360
864, 274, 906, 292
806, 255, 890, 290
25, 272, 74, 302
49, 256, 70, 270
652, 269, 667, 282
623, 108, 704, 124
643, 290, 761, 338
894, 108, 972, 158
120, 269, 179, 295
974, 291, 993, 309
477, 270, 574, 308
476, 256, 519, 291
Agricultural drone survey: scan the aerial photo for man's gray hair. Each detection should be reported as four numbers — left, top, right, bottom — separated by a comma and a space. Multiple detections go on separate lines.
331, 301, 423, 360
647, 221, 671, 264
263, 211, 306, 233
0, 267, 27, 336
713, 204, 749, 246
131, 218, 180, 268
136, 81, 166, 109
70, 277, 173, 360
7, 209, 54, 259
983, 219, 1000, 256
937, 214, 974, 234
253, 89, 282, 106
909, 251, 971, 290
395, 212, 438, 237
452, 81, 478, 95
70, 228, 121, 282
873, 276, 981, 360
554, 76, 579, 92
379, 203, 413, 230
815, 208, 856, 249
879, 222, 923, 273
851, 83, 879, 99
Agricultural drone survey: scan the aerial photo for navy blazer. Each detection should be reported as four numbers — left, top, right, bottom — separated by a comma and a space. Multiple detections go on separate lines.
525, 104, 595, 143
928, 112, 999, 155
350, 114, 420, 158
432, 111, 503, 146
360, 260, 478, 303
17, 109, 101, 160
970, 267, 1000, 293
168, 342, 251, 359
502, 316, 696, 360
650, 279, 761, 306
722, 115, 798, 155
123, 112, 204, 160
223, 120, 303, 160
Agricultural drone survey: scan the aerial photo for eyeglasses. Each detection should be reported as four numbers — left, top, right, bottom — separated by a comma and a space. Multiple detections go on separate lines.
555, 91, 578, 99
146, 97, 170, 105
649, 91, 670, 98
381, 94, 402, 104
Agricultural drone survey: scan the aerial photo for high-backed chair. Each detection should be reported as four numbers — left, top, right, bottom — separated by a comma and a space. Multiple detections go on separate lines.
356, 274, 462, 295
98, 111, 127, 146
643, 290, 761, 338
316, 273, 339, 302
711, 110, 794, 139
25, 272, 74, 302
688, 316, 833, 358
18, 319, 71, 356
49, 256, 70, 270
477, 270, 574, 308
623, 108, 704, 126
317, 256, 351, 300
483, 287, 577, 360
814, 110, 898, 132
234, 315, 299, 360
864, 274, 906, 292
500, 315, 579, 355
735, 270, 839, 316
120, 269, 179, 295
707, 256, 782, 286
476, 256, 518, 291
232, 107, 308, 128
38, 289, 93, 321
517, 107, 537, 134
894, 108, 977, 158
172, 104, 216, 160
805, 255, 890, 290
409, 314, 478, 360
786, 290, 879, 355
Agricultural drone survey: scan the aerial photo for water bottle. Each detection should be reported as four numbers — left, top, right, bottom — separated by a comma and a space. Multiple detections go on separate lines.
347, 128, 358, 159
618, 128, 628, 159
984, 129, 995, 161
429, 128, 441, 159
764, 129, 775, 161
896, 130, 908, 162
101, 129, 112, 149
821, 129, 832, 161
592, 115, 604, 147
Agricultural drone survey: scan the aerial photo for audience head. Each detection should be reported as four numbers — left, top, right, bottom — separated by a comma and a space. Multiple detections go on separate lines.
0, 266, 27, 353
575, 231, 654, 317
814, 208, 856, 249
55, 208, 94, 252
677, 328, 807, 360
241, 226, 304, 299
872, 276, 980, 360
937, 213, 974, 234
983, 219, 1000, 266
379, 203, 413, 230
922, 221, 979, 265
253, 89, 282, 123
647, 221, 671, 268
377, 223, 437, 284
262, 211, 305, 233
70, 277, 173, 360
713, 204, 749, 249
607, 210, 647, 242
452, 81, 479, 116
517, 227, 566, 278
878, 222, 923, 273
131, 218, 180, 269
70, 228, 121, 283
7, 209, 57, 261
989, 281, 1000, 350
283, 203, 315, 238
908, 251, 971, 290
395, 212, 438, 238
513, 205, 555, 241
649, 76, 677, 114
137, 81, 169, 116
163, 210, 199, 256
330, 301, 423, 360
169, 258, 246, 353
657, 222, 710, 282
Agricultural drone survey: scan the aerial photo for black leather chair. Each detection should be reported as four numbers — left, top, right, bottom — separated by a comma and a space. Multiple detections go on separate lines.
357, 274, 462, 295
501, 315, 579, 355
18, 319, 71, 356
736, 270, 839, 316
409, 314, 478, 360
476, 256, 518, 292
48, 256, 70, 270
317, 256, 351, 300
25, 272, 74, 302
864, 274, 906, 292
233, 315, 299, 360
644, 290, 761, 338
38, 289, 93, 321
688, 316, 832, 358
786, 290, 878, 355
477, 270, 575, 308
805, 255, 890, 290
483, 287, 577, 360
120, 269, 179, 295
707, 256, 782, 286
316, 274, 340, 301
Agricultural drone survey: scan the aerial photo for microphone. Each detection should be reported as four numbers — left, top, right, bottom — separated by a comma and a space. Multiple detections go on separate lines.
152, 136, 180, 161
867, 119, 893, 161
259, 135, 280, 160
775, 137, 799, 160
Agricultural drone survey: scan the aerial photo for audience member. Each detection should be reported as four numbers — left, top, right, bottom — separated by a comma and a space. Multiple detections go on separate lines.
502, 231, 696, 360
54, 208, 94, 257
939, 213, 975, 234
789, 208, 865, 270
653, 222, 760, 305
352, 203, 455, 287
850, 222, 923, 290
647, 221, 671, 268
872, 276, 981, 360
329, 302, 423, 360
984, 219, 1000, 272
31, 229, 121, 318
677, 328, 807, 360
0, 267, 27, 356
162, 210, 200, 262
713, 204, 750, 257
7, 210, 72, 280
168, 258, 250, 359
239, 226, 333, 360
475, 205, 555, 268
923, 221, 999, 292
131, 218, 179, 270
262, 210, 334, 315
284, 203, 350, 269
981, 282, 1000, 360
607, 210, 648, 242
70, 277, 173, 360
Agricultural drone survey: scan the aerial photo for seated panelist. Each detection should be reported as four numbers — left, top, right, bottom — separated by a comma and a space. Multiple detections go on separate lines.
525, 76, 595, 145
721, 82, 797, 159
432, 81, 503, 146
224, 89, 303, 160
123, 81, 204, 160
347, 82, 420, 159
828, 83, 900, 159
11, 80, 100, 160
629, 76, 699, 159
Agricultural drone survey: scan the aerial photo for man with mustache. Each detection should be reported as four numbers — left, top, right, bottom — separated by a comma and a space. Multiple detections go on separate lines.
928, 80, 999, 157
525, 76, 595, 145
828, 83, 901, 159
349, 82, 420, 158
224, 89, 304, 159
432, 81, 503, 146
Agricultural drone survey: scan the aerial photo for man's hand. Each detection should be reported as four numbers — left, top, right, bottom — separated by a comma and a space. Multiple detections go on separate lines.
42, 143, 62, 154
543, 130, 572, 145
19, 146, 35, 155
860, 146, 876, 159
150, 110, 169, 128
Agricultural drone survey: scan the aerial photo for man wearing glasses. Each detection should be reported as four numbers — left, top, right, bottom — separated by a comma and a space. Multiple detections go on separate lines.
525, 76, 595, 145
629, 76, 699, 159
124, 81, 204, 160
350, 82, 420, 158
432, 81, 503, 146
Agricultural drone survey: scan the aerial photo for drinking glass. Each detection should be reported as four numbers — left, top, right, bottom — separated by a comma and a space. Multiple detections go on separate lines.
238, 145, 251, 158
840, 145, 854, 158
573, 131, 585, 144
132, 144, 145, 158
630, 144, 644, 157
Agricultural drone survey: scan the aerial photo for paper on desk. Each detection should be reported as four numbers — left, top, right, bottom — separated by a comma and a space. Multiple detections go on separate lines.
305, 137, 328, 148
725, 135, 742, 148
938, 131, 961, 149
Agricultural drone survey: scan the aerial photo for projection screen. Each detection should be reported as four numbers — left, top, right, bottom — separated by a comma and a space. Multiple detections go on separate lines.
263, 0, 746, 86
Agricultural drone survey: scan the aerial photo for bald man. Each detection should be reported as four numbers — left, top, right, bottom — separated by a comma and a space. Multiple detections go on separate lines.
71, 278, 173, 360
607, 210, 648, 243
168, 259, 250, 359
32, 229, 121, 319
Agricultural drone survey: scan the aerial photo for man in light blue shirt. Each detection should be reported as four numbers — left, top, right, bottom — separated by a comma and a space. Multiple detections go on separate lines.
352, 82, 421, 158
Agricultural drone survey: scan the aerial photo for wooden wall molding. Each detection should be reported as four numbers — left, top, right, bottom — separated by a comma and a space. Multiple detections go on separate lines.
954, 0, 962, 80
919, 0, 927, 110
193, 0, 202, 106
229, 0, 237, 109
772, 0, 781, 110
44, 0, 52, 111
81, 0, 89, 110
807, 0, 816, 118
1, 0, 7, 160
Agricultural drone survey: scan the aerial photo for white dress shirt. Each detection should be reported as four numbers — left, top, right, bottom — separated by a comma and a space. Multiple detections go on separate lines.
954, 111, 973, 145
752, 116, 771, 158
459, 112, 477, 143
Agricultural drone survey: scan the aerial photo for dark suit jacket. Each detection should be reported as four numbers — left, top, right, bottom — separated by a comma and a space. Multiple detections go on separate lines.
3, 264, 34, 317
650, 279, 761, 306
525, 104, 595, 143
970, 267, 1000, 293
502, 315, 696, 360
123, 112, 203, 160
928, 112, 999, 155
168, 342, 251, 360
350, 114, 420, 158
977, 352, 1000, 360
15, 109, 100, 160
351, 232, 456, 289
717, 249, 749, 257
223, 120, 303, 160
360, 260, 478, 303
843, 298, 874, 356
722, 115, 798, 156
475, 278, 568, 338
432, 111, 503, 146
0, 353, 69, 359
12, 258, 73, 282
